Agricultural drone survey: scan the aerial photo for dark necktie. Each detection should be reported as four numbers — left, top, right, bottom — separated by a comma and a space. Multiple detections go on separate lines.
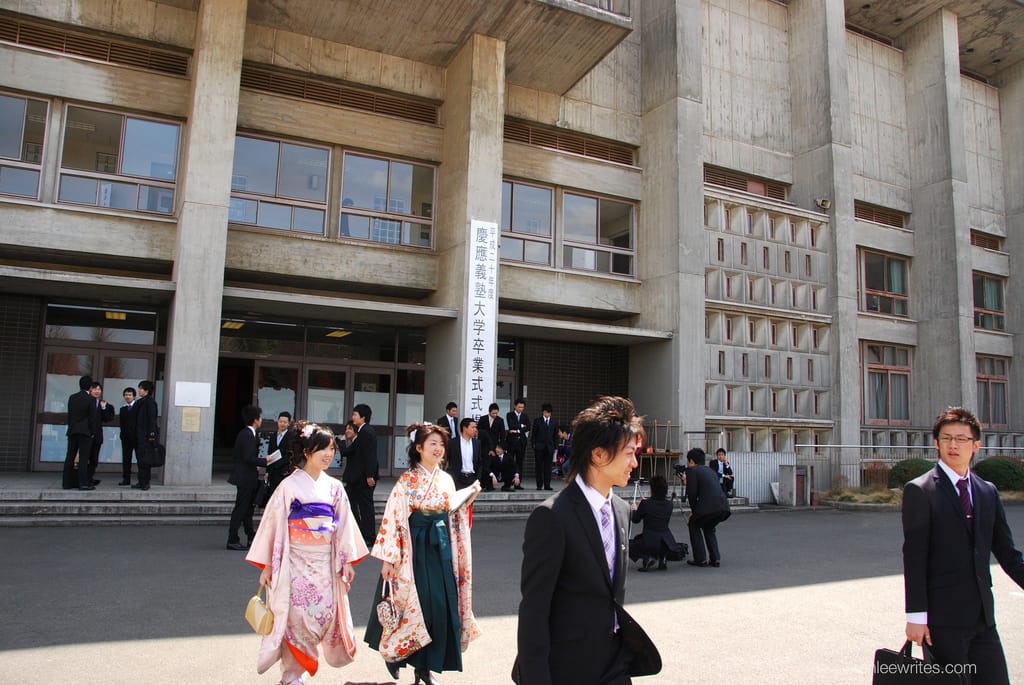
956, 478, 973, 518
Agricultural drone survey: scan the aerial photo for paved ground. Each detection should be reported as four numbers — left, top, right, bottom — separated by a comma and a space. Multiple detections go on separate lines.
2, 508, 1022, 685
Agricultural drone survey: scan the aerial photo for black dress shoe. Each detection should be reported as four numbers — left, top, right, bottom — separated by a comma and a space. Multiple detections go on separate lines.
710, 560, 720, 567
500, 486, 512, 491
385, 660, 401, 680
687, 560, 708, 567
91, 479, 101, 486
544, 486, 554, 490
118, 480, 131, 486
657, 561, 668, 570
130, 483, 150, 490
79, 485, 95, 491
514, 485, 524, 490
226, 542, 247, 551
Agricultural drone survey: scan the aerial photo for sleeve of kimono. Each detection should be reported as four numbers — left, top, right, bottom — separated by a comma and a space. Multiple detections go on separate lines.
371, 476, 409, 567
333, 480, 369, 566
246, 481, 289, 571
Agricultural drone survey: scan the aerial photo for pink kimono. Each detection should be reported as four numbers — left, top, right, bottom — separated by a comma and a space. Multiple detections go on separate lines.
246, 469, 368, 677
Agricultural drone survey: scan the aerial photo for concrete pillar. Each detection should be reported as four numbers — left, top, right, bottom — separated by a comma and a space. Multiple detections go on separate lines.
899, 10, 976, 413
995, 62, 1024, 432
630, 0, 704, 429
425, 35, 505, 420
163, 0, 247, 485
788, 0, 858, 445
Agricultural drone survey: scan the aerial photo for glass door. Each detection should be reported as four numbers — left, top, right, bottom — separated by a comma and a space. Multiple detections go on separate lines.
256, 364, 298, 427
352, 369, 393, 475
306, 367, 347, 467
37, 349, 94, 466
96, 353, 152, 465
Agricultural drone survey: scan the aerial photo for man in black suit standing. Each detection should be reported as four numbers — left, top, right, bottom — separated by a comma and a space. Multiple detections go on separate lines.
340, 403, 377, 546
903, 407, 1024, 684
478, 402, 506, 460
437, 401, 459, 441
506, 398, 529, 491
226, 405, 266, 550
682, 447, 731, 568
531, 403, 557, 491
118, 387, 137, 486
265, 411, 293, 500
514, 396, 657, 685
64, 375, 95, 490
446, 417, 484, 489
85, 382, 115, 487
132, 380, 159, 491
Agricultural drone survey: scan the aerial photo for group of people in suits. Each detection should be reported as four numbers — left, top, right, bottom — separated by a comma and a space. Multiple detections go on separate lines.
64, 375, 158, 491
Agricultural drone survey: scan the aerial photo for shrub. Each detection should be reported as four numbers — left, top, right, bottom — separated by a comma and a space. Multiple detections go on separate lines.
887, 458, 935, 489
973, 457, 1024, 491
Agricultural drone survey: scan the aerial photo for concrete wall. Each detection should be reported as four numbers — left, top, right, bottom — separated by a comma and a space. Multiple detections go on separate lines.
961, 76, 1005, 236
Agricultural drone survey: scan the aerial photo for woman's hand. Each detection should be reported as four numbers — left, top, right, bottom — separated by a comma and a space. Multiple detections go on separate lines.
381, 560, 397, 582
340, 563, 355, 590
465, 480, 483, 506
259, 565, 272, 587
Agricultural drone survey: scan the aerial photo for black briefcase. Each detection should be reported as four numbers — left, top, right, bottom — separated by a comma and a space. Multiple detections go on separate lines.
872, 640, 965, 684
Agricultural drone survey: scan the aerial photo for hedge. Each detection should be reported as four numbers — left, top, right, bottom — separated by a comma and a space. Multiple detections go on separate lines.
973, 457, 1024, 491
888, 458, 935, 489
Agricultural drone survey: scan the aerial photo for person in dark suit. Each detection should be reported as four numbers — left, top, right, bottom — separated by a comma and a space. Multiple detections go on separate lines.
710, 447, 735, 496
531, 403, 557, 491
339, 403, 378, 546
436, 401, 459, 442
445, 417, 484, 489
265, 411, 293, 500
85, 382, 115, 486
118, 387, 137, 486
629, 474, 685, 571
478, 402, 506, 460
63, 375, 95, 490
506, 399, 529, 491
483, 442, 519, 491
682, 447, 731, 568
132, 380, 159, 491
903, 406, 1024, 684
514, 396, 655, 685
226, 404, 266, 550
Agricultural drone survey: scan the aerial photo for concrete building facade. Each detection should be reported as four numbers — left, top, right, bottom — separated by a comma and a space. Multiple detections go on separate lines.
0, 0, 1021, 483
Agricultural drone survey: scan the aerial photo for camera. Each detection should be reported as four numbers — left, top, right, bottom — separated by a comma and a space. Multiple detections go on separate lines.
672, 463, 687, 476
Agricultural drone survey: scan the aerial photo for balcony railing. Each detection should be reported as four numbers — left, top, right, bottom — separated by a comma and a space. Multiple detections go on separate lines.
569, 0, 631, 18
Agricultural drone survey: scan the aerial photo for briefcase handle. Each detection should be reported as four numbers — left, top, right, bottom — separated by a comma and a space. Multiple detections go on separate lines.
900, 640, 939, 664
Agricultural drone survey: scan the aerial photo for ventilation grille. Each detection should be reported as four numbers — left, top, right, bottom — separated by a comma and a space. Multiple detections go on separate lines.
704, 165, 788, 201
970, 230, 1002, 251
504, 119, 636, 166
0, 13, 189, 77
854, 200, 906, 229
240, 64, 439, 126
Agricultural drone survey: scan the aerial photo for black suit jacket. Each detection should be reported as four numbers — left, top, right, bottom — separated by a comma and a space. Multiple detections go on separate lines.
436, 414, 459, 441
267, 431, 292, 468
902, 465, 1024, 628
134, 394, 159, 446
531, 415, 557, 452
119, 403, 138, 443
686, 464, 731, 518
93, 401, 115, 446
340, 423, 378, 484
227, 427, 266, 487
445, 435, 484, 480
506, 410, 530, 445
478, 414, 506, 455
514, 480, 630, 685
66, 390, 93, 437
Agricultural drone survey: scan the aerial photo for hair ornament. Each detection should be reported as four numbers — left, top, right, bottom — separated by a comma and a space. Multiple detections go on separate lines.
301, 424, 315, 439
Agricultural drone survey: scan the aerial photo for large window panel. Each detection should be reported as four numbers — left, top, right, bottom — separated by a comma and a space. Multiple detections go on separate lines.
977, 356, 1008, 427
864, 343, 911, 425
500, 181, 553, 264
563, 191, 635, 276
973, 273, 1005, 330
862, 250, 908, 316
340, 152, 435, 247
342, 154, 388, 210
232, 136, 279, 195
121, 118, 178, 180
277, 142, 328, 202
0, 93, 47, 199
564, 193, 597, 243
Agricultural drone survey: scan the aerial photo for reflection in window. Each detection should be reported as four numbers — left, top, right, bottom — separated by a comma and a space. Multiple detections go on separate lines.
562, 191, 634, 275
44, 304, 157, 345
58, 105, 179, 214
340, 152, 435, 247
0, 93, 47, 199
501, 181, 552, 264
230, 134, 329, 234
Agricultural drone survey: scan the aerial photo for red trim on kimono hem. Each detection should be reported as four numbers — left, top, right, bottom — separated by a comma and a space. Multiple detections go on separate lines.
286, 639, 318, 676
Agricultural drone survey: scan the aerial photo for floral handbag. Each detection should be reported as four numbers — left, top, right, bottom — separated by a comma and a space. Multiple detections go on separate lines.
245, 584, 274, 635
376, 580, 400, 638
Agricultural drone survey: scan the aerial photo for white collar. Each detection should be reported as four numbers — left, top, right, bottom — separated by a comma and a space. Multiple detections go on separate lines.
937, 458, 970, 488
576, 473, 613, 515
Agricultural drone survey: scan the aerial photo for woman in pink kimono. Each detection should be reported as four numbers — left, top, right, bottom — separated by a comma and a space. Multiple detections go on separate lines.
247, 421, 369, 685
365, 421, 482, 685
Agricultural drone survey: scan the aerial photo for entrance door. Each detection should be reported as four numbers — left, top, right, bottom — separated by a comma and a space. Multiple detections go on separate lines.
495, 371, 515, 418
95, 353, 152, 464
352, 369, 393, 476
256, 364, 299, 427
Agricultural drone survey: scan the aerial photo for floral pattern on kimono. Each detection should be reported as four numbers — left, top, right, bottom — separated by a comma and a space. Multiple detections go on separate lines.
371, 466, 481, 662
246, 469, 368, 676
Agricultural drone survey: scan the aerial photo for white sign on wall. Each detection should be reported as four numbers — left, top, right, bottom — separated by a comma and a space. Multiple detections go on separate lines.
463, 219, 499, 419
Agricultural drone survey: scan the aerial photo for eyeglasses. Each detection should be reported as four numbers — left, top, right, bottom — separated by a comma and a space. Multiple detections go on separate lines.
938, 435, 975, 445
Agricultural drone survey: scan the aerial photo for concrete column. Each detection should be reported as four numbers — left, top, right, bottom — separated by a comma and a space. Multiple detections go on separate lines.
995, 62, 1024, 432
425, 35, 505, 420
899, 10, 976, 413
163, 0, 247, 485
788, 0, 858, 445
630, 0, 704, 429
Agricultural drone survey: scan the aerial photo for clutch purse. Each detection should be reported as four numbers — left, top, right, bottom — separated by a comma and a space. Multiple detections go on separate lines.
376, 580, 400, 638
245, 584, 274, 635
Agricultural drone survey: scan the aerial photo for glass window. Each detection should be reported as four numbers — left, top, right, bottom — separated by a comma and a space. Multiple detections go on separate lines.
340, 152, 435, 247
0, 93, 47, 199
58, 106, 179, 214
977, 355, 1008, 427
973, 273, 1005, 331
864, 343, 910, 425
230, 134, 329, 234
500, 181, 553, 265
562, 191, 634, 276
862, 251, 908, 316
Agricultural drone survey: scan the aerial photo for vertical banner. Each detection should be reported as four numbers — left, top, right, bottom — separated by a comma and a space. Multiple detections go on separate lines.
464, 219, 499, 419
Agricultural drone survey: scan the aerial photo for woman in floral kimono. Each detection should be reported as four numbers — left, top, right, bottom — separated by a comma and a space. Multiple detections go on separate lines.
365, 422, 482, 685
247, 421, 369, 685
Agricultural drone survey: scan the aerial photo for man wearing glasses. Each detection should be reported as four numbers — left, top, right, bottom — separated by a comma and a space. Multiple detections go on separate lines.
902, 407, 1024, 684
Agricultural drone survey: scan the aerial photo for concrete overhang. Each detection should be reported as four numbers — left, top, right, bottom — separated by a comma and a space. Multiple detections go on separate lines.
0, 264, 175, 305
157, 0, 632, 94
498, 312, 672, 346
845, 0, 1024, 79
222, 286, 457, 328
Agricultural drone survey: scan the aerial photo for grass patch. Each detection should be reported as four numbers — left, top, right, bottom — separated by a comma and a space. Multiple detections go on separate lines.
826, 487, 902, 504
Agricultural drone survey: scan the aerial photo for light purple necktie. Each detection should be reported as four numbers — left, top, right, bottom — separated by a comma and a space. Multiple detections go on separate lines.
957, 478, 973, 518
600, 501, 615, 581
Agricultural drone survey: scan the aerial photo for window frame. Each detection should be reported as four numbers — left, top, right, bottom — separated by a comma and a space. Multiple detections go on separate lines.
976, 355, 1008, 428
860, 249, 909, 317
972, 272, 1005, 331
339, 150, 436, 248
863, 342, 911, 427
500, 179, 554, 265
0, 91, 49, 201
561, 189, 636, 277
